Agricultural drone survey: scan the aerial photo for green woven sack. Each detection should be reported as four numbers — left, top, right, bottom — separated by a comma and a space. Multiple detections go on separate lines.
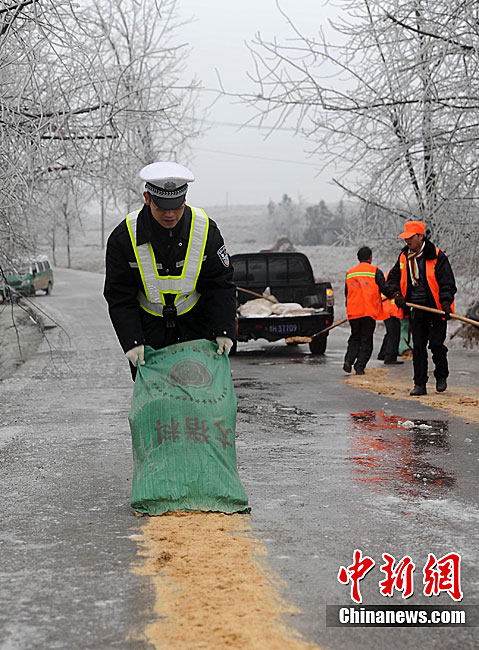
128, 339, 249, 515
398, 318, 412, 355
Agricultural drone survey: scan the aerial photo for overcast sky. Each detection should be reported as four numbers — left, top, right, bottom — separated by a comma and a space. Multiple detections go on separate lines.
177, 0, 343, 207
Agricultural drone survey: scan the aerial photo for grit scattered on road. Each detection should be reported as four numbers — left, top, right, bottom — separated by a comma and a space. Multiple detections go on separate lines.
131, 511, 320, 650
343, 367, 479, 424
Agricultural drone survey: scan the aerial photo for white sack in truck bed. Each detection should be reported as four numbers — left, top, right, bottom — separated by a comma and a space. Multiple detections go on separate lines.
238, 296, 318, 318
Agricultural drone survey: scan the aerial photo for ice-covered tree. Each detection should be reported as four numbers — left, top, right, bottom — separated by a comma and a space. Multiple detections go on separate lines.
267, 193, 306, 242
0, 0, 199, 264
237, 0, 479, 274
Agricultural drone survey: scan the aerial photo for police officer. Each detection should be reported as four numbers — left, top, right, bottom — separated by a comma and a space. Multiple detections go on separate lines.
387, 220, 457, 396
104, 161, 235, 378
343, 246, 393, 375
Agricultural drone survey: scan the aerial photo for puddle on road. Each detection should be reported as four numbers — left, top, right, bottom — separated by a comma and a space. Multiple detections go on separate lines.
348, 410, 456, 498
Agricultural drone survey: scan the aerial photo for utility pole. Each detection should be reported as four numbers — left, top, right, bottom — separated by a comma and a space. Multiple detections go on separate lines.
101, 179, 105, 250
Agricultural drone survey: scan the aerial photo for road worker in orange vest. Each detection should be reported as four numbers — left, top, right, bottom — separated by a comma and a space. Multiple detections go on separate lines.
387, 220, 457, 396
377, 270, 405, 365
343, 246, 394, 375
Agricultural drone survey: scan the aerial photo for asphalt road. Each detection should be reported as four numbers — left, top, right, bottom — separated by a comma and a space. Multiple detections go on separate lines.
0, 268, 477, 649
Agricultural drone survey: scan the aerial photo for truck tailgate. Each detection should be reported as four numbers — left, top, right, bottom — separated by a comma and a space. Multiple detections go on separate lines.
236, 313, 333, 341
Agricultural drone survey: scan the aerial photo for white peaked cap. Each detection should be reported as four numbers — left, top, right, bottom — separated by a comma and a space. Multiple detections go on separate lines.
139, 162, 195, 209
139, 162, 195, 193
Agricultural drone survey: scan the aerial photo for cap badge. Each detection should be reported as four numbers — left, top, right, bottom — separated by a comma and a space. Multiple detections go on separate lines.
163, 181, 177, 190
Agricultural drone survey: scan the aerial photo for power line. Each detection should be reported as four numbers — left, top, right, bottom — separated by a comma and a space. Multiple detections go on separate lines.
201, 118, 297, 133
194, 147, 320, 167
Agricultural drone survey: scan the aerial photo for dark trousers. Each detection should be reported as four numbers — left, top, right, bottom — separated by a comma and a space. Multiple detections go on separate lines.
410, 312, 448, 386
345, 316, 376, 371
377, 317, 401, 362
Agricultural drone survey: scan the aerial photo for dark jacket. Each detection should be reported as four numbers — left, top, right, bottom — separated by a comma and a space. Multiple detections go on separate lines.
387, 239, 457, 310
103, 204, 236, 353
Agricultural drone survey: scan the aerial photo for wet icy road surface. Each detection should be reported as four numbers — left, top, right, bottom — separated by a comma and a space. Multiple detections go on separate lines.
231, 337, 479, 649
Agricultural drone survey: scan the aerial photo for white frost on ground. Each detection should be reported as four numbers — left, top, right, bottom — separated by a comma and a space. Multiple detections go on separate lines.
0, 301, 44, 379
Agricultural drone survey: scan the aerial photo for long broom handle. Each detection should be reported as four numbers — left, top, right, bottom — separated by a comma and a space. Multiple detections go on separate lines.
312, 317, 349, 338
312, 303, 479, 339
236, 286, 278, 304
406, 302, 479, 327
237, 290, 479, 328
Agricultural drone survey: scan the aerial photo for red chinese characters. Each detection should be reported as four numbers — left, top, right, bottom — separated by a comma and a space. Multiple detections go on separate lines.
379, 553, 415, 599
338, 549, 375, 604
423, 553, 463, 601
338, 550, 463, 602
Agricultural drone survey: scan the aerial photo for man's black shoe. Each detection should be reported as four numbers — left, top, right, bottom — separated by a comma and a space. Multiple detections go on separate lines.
384, 360, 404, 365
343, 361, 352, 373
410, 385, 427, 396
436, 378, 447, 393
355, 369, 365, 375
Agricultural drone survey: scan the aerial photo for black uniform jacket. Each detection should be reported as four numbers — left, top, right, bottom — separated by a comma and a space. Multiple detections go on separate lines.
103, 204, 236, 353
386, 239, 457, 310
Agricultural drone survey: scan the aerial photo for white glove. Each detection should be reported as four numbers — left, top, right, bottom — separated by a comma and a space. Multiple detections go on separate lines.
125, 344, 145, 367
216, 336, 233, 356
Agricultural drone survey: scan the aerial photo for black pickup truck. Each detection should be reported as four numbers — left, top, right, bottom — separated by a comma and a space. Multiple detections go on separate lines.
231, 251, 334, 354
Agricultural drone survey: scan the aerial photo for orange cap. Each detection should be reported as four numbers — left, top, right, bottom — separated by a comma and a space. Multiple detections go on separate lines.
398, 220, 425, 239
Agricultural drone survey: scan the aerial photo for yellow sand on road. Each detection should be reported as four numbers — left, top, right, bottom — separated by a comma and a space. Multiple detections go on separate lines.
343, 367, 479, 424
131, 512, 320, 650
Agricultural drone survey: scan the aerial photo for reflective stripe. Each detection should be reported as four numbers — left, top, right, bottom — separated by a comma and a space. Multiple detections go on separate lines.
346, 271, 376, 280
126, 207, 209, 317
345, 262, 382, 320
138, 289, 200, 315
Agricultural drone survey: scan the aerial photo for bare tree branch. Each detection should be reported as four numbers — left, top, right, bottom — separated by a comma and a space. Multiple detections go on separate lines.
229, 0, 479, 269
385, 11, 476, 52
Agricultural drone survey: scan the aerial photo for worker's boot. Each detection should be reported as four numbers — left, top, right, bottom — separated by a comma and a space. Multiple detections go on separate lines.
410, 385, 427, 396
436, 378, 447, 393
343, 361, 352, 373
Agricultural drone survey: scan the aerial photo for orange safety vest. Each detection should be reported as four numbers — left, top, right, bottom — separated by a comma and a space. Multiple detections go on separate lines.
381, 269, 403, 320
345, 262, 383, 320
381, 295, 403, 319
398, 248, 455, 316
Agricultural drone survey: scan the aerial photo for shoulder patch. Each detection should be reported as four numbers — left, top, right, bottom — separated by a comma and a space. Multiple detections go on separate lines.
217, 244, 230, 268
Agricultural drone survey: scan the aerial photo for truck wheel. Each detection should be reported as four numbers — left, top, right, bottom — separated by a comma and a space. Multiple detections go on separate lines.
309, 335, 327, 355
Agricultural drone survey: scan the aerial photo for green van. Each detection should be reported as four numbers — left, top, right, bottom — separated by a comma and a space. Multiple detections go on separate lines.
4, 256, 54, 296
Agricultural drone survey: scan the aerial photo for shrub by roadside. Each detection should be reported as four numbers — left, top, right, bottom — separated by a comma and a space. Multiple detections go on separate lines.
0, 301, 44, 380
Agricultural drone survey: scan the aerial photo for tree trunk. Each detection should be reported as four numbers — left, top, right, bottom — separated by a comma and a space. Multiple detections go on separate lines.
51, 228, 57, 267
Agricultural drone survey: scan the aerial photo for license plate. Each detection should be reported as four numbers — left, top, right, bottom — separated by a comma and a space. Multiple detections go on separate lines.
267, 324, 298, 334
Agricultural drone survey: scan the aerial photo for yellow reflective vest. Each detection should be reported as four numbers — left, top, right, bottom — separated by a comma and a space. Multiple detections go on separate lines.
126, 207, 209, 317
